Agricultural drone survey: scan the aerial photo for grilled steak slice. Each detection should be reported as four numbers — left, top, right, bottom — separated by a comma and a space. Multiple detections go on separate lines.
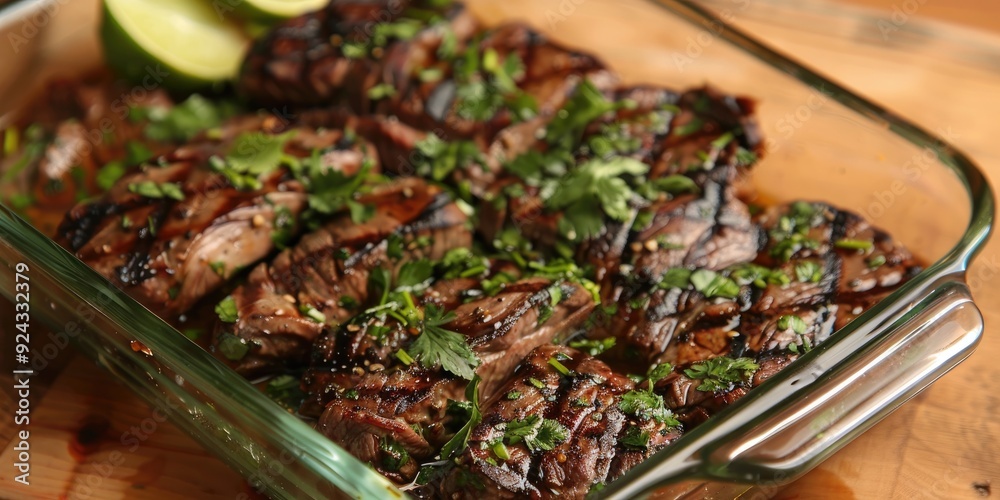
751, 201, 922, 329
214, 178, 472, 376
376, 21, 615, 144
239, 0, 480, 109
474, 82, 763, 290
438, 345, 682, 499
312, 278, 596, 480
2, 78, 176, 232
53, 125, 371, 319
586, 201, 920, 427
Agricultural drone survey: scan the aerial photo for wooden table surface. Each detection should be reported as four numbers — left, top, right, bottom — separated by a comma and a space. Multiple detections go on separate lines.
2, 0, 999, 498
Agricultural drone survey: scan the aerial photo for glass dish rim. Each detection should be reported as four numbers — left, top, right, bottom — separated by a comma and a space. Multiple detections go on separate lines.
0, 0, 993, 498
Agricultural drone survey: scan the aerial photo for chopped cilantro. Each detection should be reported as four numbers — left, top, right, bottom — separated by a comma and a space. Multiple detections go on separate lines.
794, 260, 823, 283
409, 305, 480, 379
690, 269, 740, 299
209, 261, 226, 277
396, 259, 435, 290
379, 436, 410, 472
646, 363, 673, 386
367, 83, 397, 100
684, 356, 759, 392
303, 155, 373, 221
213, 131, 296, 190
140, 95, 239, 142
729, 263, 790, 288
618, 390, 679, 425
545, 80, 618, 149
547, 157, 649, 241
215, 296, 238, 323
413, 135, 484, 181
96, 161, 126, 191
503, 415, 570, 452
777, 314, 808, 335
125, 140, 153, 165
659, 268, 693, 290
181, 328, 203, 341
619, 425, 651, 449
867, 254, 887, 269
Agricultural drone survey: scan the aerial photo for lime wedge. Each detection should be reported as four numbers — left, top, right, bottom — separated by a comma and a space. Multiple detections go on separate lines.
228, 0, 328, 21
101, 0, 250, 91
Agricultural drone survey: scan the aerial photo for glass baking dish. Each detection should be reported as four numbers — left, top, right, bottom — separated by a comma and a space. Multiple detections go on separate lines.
0, 0, 992, 498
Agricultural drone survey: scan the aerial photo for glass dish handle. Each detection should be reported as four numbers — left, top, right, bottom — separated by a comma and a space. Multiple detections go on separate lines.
602, 278, 984, 499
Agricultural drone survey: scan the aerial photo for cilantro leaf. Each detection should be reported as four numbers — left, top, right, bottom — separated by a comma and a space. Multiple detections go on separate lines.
545, 80, 618, 149
304, 156, 372, 218
684, 356, 759, 392
794, 260, 823, 283
619, 425, 651, 449
777, 314, 808, 335
96, 161, 126, 191
690, 269, 740, 299
618, 390, 679, 425
413, 135, 484, 181
503, 415, 570, 452
546, 157, 649, 241
139, 94, 239, 142
659, 268, 693, 290
729, 263, 790, 288
396, 259, 435, 289
215, 296, 238, 323
646, 363, 673, 386
440, 376, 482, 459
409, 305, 480, 379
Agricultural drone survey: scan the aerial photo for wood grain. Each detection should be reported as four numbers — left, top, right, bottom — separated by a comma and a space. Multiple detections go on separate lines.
1, 1, 998, 499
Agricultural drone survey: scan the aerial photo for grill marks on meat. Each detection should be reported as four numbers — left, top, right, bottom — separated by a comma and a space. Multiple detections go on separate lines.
54, 127, 370, 319
311, 279, 595, 481
215, 178, 472, 376
440, 346, 682, 499
584, 201, 920, 428
240, 1, 615, 146
240, 0, 480, 109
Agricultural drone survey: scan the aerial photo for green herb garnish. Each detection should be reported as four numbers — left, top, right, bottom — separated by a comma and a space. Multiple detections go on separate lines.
684, 356, 759, 392
215, 296, 238, 323
409, 305, 480, 380
502, 415, 570, 452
